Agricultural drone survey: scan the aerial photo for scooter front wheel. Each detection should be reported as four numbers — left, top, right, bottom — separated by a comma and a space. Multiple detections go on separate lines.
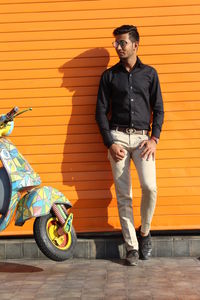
34, 213, 77, 261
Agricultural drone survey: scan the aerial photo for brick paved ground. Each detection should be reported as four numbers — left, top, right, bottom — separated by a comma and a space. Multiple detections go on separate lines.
0, 257, 200, 299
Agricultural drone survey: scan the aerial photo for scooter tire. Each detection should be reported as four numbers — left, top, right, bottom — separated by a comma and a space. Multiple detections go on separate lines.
33, 213, 77, 261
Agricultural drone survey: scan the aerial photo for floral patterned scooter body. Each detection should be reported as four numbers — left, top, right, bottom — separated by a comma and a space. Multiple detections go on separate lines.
15, 186, 72, 226
0, 138, 41, 231
0, 107, 77, 261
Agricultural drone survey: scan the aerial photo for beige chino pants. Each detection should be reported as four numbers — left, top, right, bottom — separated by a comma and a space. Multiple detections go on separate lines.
108, 129, 157, 251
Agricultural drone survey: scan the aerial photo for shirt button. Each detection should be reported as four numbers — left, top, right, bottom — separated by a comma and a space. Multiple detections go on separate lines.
131, 99, 134, 102
132, 123, 134, 127
130, 74, 132, 77
130, 86, 133, 89
132, 111, 134, 114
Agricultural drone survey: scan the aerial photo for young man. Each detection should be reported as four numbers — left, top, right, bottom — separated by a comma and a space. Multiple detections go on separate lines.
95, 25, 164, 266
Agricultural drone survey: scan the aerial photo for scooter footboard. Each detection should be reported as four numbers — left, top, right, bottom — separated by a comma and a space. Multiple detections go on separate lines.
15, 186, 72, 226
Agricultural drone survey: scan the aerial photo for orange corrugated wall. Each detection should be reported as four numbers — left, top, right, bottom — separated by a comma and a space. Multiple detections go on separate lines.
0, 0, 200, 235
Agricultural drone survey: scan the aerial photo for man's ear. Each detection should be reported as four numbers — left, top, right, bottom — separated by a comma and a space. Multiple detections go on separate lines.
134, 41, 139, 51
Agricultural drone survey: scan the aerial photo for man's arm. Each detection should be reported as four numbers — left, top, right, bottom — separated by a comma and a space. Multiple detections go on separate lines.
95, 71, 114, 148
140, 69, 164, 160
150, 68, 164, 139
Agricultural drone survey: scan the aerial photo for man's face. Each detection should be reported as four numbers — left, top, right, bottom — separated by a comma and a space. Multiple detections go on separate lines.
113, 33, 138, 60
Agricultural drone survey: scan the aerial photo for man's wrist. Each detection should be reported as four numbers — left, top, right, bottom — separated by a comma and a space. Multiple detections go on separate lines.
108, 142, 115, 149
151, 136, 159, 144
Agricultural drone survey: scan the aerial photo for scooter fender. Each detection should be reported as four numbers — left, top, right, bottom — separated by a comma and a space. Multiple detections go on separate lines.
15, 186, 72, 226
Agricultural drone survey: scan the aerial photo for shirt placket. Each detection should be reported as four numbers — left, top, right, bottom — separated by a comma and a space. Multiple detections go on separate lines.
129, 72, 135, 128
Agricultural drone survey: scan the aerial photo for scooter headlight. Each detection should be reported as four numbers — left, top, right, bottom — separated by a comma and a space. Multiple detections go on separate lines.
0, 119, 14, 137
4, 121, 14, 136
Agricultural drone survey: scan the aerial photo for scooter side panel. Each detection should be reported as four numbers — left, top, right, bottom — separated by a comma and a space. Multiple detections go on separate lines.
15, 186, 72, 226
0, 191, 21, 231
0, 138, 41, 189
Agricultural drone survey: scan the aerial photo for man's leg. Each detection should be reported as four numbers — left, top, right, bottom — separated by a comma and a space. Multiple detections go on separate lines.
131, 135, 157, 258
108, 134, 138, 252
132, 136, 157, 235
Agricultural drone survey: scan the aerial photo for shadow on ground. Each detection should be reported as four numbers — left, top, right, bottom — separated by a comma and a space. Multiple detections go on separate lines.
0, 262, 43, 273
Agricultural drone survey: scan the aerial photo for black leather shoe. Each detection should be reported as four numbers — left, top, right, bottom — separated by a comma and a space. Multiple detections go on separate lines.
126, 249, 139, 266
137, 227, 152, 260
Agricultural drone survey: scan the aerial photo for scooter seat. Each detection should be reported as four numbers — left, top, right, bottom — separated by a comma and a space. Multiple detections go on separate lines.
0, 167, 11, 215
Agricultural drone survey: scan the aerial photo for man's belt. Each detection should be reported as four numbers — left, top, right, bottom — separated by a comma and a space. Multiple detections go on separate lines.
111, 126, 148, 135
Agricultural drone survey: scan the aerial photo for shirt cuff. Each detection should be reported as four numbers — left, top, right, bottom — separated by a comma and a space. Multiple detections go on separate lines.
102, 130, 114, 148
151, 127, 161, 139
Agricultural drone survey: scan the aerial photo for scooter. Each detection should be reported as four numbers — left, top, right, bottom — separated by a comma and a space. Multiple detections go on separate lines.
0, 107, 77, 261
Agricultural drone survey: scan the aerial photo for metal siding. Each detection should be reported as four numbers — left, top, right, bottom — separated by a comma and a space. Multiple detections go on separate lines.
0, 0, 200, 235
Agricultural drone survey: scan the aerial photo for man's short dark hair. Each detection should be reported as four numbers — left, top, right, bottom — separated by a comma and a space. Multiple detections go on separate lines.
113, 25, 140, 43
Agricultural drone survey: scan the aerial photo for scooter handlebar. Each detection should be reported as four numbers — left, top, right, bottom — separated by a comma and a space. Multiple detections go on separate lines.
0, 107, 19, 126
5, 107, 19, 121
0, 107, 32, 127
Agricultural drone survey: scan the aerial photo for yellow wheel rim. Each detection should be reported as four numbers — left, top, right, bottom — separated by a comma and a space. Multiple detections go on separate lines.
46, 217, 72, 251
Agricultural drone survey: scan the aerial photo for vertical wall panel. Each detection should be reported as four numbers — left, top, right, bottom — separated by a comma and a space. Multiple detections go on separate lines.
0, 0, 200, 235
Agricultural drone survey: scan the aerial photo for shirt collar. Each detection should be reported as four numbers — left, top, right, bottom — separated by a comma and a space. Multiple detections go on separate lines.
118, 56, 143, 72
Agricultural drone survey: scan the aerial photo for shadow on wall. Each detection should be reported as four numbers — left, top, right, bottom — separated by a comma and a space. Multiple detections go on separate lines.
59, 48, 115, 232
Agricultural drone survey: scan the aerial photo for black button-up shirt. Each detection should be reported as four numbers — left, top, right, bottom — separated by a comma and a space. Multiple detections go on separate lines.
95, 56, 164, 148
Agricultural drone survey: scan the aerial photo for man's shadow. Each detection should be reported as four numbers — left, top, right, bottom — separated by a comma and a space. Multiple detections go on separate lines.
59, 48, 115, 233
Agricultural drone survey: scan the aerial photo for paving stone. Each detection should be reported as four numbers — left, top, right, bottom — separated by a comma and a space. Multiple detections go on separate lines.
177, 295, 200, 300
128, 297, 151, 300
82, 290, 104, 297
105, 297, 127, 300
81, 297, 104, 300
59, 298, 80, 300
152, 296, 177, 300
84, 280, 105, 288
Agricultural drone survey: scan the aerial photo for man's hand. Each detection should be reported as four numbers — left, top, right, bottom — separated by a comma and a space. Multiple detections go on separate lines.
139, 139, 156, 160
109, 144, 125, 162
